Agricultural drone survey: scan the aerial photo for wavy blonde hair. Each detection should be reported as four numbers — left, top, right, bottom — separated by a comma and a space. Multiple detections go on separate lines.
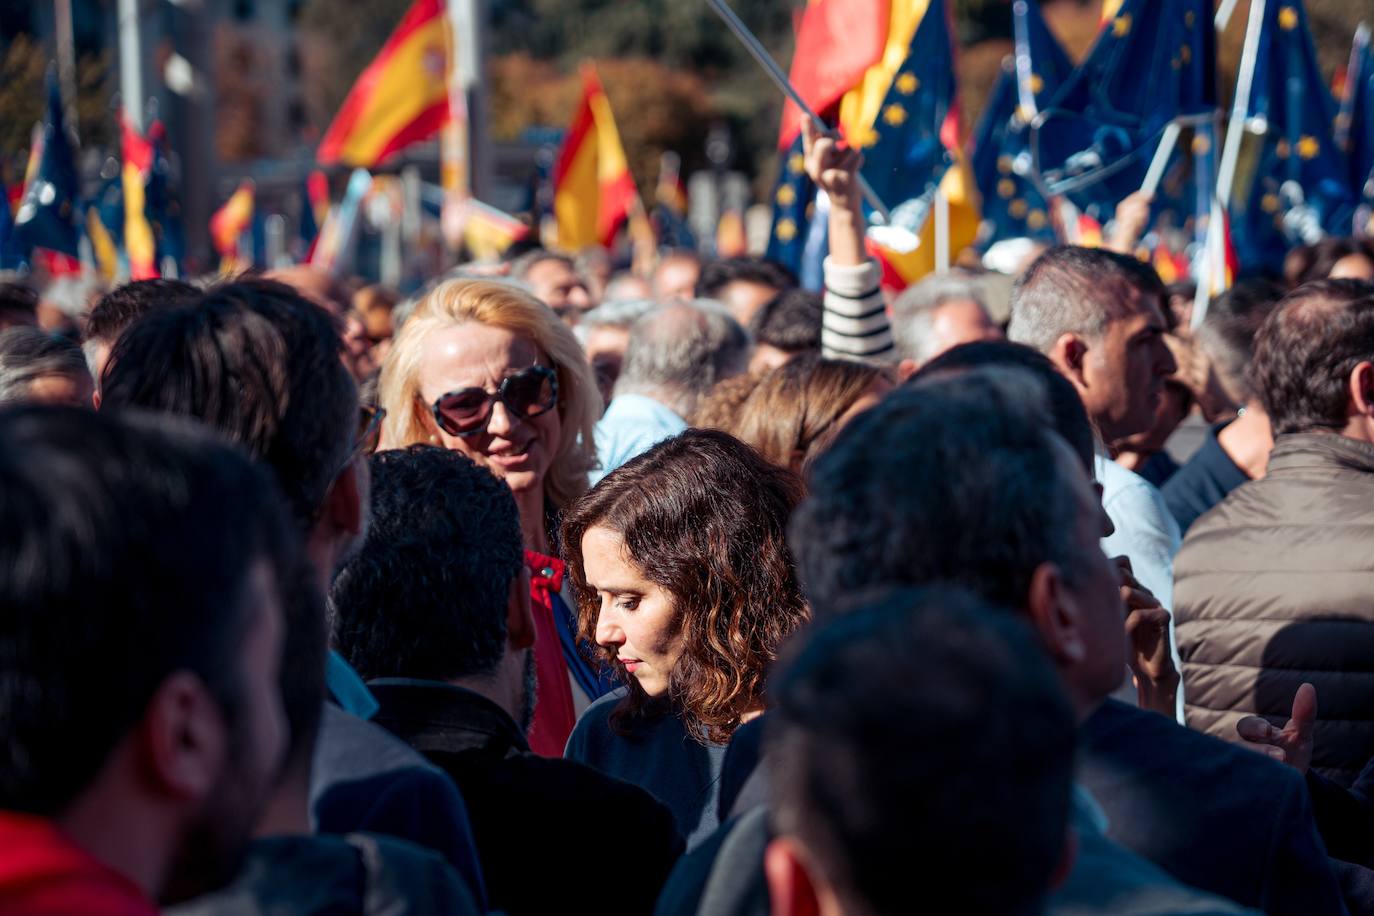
378, 279, 600, 510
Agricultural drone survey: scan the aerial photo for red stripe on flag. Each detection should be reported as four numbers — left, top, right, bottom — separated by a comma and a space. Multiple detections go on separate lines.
318, 0, 445, 164
552, 77, 599, 189
362, 101, 450, 168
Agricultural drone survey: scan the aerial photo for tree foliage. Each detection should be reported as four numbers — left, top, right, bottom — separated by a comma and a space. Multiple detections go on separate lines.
0, 35, 111, 164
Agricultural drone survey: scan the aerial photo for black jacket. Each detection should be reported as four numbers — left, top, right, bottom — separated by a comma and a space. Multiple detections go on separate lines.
1079, 698, 1344, 915
370, 680, 684, 916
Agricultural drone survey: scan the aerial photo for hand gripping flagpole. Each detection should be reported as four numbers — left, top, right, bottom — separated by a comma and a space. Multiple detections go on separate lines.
703, 0, 892, 225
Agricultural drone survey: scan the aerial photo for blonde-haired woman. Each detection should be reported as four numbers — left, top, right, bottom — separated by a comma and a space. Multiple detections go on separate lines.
379, 278, 610, 755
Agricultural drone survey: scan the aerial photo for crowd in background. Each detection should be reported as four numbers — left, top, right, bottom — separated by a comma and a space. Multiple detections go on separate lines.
5, 122, 1374, 916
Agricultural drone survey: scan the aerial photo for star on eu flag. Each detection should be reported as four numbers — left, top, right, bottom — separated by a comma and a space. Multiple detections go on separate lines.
1112, 14, 1132, 38
788, 153, 805, 174
1278, 7, 1297, 30
882, 104, 908, 127
895, 73, 920, 95
775, 218, 797, 241
1297, 135, 1320, 159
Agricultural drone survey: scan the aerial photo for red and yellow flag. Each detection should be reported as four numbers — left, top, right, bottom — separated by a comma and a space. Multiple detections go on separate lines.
317, 0, 450, 168
780, 0, 892, 149
553, 66, 638, 250
865, 151, 981, 290
210, 181, 255, 273
121, 112, 159, 280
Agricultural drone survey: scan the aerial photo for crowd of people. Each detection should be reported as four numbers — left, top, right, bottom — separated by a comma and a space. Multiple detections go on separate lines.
4, 123, 1374, 916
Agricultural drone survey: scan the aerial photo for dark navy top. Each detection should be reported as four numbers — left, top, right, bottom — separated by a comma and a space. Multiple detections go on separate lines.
1163, 422, 1250, 536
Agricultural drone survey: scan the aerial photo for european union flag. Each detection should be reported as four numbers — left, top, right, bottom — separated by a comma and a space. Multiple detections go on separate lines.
1034, 0, 1216, 218
0, 185, 18, 271
145, 123, 184, 272
1337, 24, 1373, 216
854, 0, 958, 218
12, 77, 82, 271
1229, 0, 1358, 273
972, 1, 1072, 244
766, 135, 817, 279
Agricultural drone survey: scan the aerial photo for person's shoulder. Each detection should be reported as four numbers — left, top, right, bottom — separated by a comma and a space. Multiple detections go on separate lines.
345, 833, 483, 915
1084, 700, 1302, 793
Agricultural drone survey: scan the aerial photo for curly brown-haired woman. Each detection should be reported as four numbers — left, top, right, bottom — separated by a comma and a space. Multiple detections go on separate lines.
561, 428, 809, 846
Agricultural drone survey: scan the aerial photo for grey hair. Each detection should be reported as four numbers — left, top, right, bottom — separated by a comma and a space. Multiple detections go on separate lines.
891, 272, 991, 364
0, 327, 92, 405
613, 300, 750, 417
573, 299, 659, 347
1007, 245, 1165, 354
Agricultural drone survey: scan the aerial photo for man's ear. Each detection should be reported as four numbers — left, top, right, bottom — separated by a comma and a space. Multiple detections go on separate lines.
137, 671, 228, 802
1026, 562, 1087, 670
764, 836, 823, 916
896, 358, 920, 382
1048, 333, 1089, 388
1347, 361, 1374, 420
507, 567, 535, 651
322, 461, 364, 536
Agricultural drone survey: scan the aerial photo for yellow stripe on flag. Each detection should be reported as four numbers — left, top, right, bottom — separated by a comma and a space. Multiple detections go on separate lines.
86, 208, 119, 284
871, 151, 980, 285
840, 0, 930, 143
122, 162, 157, 279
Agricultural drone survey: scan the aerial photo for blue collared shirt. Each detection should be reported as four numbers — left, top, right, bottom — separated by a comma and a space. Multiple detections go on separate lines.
590, 394, 688, 485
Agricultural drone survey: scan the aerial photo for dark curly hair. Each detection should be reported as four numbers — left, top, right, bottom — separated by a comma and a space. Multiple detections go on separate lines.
561, 428, 808, 744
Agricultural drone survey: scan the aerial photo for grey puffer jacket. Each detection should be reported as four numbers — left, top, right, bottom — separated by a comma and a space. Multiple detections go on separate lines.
1174, 432, 1374, 788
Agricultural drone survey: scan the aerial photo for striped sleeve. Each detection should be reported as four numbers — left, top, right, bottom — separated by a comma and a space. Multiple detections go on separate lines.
821, 257, 895, 363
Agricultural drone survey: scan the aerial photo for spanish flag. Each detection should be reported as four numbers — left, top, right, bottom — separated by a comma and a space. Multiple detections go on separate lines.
552, 66, 638, 250
317, 0, 450, 168
210, 181, 255, 273
779, 0, 891, 149
121, 112, 159, 280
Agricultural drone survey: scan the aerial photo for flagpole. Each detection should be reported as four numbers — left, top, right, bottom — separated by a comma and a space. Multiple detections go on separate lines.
1198, 0, 1266, 330
702, 0, 892, 224
1140, 120, 1182, 198
1011, 0, 1039, 118
934, 187, 950, 270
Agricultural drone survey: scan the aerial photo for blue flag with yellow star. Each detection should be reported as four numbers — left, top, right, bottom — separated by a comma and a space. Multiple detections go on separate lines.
766, 135, 817, 279
1337, 24, 1373, 221
1033, 0, 1216, 219
971, 0, 1072, 245
1229, 0, 1358, 272
853, 0, 959, 218
12, 77, 82, 273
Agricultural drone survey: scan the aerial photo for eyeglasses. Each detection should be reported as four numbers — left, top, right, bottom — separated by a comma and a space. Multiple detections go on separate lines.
328, 405, 386, 487
430, 365, 558, 438
352, 405, 386, 460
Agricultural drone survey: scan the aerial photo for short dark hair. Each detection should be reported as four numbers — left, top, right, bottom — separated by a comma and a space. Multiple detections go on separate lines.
1288, 237, 1374, 285
0, 282, 38, 325
914, 340, 1095, 472
768, 585, 1075, 916
694, 257, 796, 300
1196, 279, 1285, 404
0, 405, 297, 814
0, 327, 91, 405
1253, 279, 1374, 435
748, 289, 822, 354
84, 278, 199, 349
790, 368, 1088, 614
100, 278, 357, 532
1008, 245, 1166, 353
563, 428, 808, 743
331, 445, 525, 682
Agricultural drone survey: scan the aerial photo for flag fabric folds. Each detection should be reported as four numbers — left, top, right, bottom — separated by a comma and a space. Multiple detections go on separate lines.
210, 181, 255, 273
317, 0, 450, 168
1229, 0, 1358, 272
300, 170, 331, 256
121, 112, 159, 280
779, 0, 892, 149
1033, 0, 1216, 217
552, 66, 638, 250
12, 79, 82, 276
1337, 24, 1373, 225
766, 136, 816, 278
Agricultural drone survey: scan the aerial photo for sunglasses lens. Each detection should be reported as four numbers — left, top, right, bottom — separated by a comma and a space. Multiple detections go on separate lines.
435, 389, 491, 434
506, 367, 556, 417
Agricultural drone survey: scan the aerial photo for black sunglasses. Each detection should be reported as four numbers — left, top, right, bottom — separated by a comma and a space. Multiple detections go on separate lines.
430, 365, 558, 438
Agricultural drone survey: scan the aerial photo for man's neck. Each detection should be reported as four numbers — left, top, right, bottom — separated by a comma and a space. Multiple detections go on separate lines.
514, 489, 549, 555
57, 769, 170, 901
1216, 403, 1273, 480
253, 760, 312, 839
